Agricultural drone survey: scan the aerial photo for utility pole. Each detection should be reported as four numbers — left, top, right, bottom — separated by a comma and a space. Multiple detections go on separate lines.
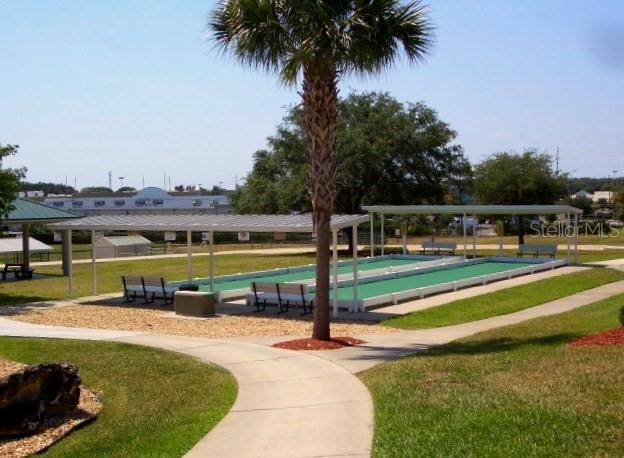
108, 171, 112, 190
555, 146, 560, 175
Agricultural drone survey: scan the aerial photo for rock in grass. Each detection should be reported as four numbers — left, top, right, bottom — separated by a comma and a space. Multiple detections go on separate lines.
0, 363, 81, 438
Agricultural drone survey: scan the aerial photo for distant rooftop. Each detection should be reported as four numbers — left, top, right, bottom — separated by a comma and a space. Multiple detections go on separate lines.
2, 198, 80, 223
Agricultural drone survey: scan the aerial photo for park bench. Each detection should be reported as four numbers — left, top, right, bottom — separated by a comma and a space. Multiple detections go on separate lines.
121, 275, 178, 305
251, 282, 314, 315
2, 263, 34, 281
516, 243, 557, 258
419, 241, 457, 256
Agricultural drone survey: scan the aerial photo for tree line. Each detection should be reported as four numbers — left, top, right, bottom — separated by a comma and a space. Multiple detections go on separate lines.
232, 91, 573, 218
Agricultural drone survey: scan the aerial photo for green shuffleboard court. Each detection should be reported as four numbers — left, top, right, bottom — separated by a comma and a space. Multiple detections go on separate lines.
336, 261, 536, 300
197, 257, 422, 293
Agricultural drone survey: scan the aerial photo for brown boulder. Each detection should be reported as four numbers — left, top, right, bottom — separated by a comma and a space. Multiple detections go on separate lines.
0, 363, 81, 438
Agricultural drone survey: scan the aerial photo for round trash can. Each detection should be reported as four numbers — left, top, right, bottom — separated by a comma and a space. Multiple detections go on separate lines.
178, 283, 199, 292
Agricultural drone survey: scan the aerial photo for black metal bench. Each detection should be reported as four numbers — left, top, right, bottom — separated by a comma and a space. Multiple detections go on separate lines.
419, 241, 457, 256
122, 275, 178, 305
517, 243, 557, 258
251, 282, 314, 315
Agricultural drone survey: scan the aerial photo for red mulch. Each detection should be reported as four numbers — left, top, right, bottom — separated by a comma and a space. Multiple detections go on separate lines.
273, 336, 367, 351
569, 327, 624, 347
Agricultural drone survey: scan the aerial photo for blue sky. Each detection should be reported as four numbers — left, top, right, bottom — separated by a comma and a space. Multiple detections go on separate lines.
1, 0, 622, 190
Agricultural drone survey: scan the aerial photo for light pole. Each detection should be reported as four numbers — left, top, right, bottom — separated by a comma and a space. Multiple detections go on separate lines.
612, 170, 618, 203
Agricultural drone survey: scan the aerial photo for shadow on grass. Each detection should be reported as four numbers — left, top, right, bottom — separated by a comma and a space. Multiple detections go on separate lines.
424, 333, 579, 357
0, 294, 54, 309
329, 333, 583, 369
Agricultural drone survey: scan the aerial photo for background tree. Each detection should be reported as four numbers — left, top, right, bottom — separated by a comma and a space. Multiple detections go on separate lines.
566, 196, 593, 216
117, 186, 137, 193
210, 1, 434, 340
0, 144, 27, 218
233, 92, 467, 214
22, 181, 76, 195
80, 186, 113, 193
474, 149, 567, 243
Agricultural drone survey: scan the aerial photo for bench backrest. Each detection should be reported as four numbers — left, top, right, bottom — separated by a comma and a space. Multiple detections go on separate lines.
142, 277, 166, 288
122, 275, 143, 286
518, 243, 557, 253
277, 283, 306, 296
421, 241, 457, 250
252, 282, 278, 294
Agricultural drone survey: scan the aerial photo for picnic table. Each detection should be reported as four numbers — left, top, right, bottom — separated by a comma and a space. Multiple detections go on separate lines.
2, 263, 34, 280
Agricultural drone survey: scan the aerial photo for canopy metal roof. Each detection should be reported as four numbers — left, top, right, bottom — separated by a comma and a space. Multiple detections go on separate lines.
95, 235, 153, 246
2, 198, 80, 224
49, 214, 369, 232
363, 205, 583, 215
0, 237, 52, 254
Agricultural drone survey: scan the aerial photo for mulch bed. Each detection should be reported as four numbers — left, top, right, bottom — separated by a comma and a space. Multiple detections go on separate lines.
273, 336, 367, 351
569, 327, 624, 347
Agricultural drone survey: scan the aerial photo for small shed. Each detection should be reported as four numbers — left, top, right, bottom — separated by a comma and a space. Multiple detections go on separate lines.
93, 235, 152, 258
0, 237, 53, 263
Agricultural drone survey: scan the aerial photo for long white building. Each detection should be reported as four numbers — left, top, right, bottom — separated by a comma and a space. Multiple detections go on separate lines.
43, 187, 231, 216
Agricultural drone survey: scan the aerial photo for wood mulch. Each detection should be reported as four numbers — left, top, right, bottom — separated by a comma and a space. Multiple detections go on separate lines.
569, 327, 624, 347
4, 302, 395, 339
273, 336, 367, 350
0, 359, 103, 458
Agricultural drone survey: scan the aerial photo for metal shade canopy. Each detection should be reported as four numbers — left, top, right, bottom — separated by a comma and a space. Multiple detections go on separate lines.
49, 213, 369, 233
362, 205, 583, 215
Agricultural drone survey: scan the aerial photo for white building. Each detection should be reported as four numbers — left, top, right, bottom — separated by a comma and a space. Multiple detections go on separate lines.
570, 190, 616, 203
43, 187, 231, 216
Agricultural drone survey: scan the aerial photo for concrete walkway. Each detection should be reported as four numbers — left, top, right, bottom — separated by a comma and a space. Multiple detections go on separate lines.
0, 318, 372, 458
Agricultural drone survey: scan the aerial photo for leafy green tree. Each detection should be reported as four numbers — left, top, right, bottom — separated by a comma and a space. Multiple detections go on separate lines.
567, 196, 593, 216
117, 186, 137, 193
210, 0, 433, 340
474, 150, 567, 243
233, 92, 468, 215
0, 144, 27, 218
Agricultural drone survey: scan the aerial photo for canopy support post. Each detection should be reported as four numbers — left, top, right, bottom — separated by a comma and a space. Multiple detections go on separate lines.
91, 229, 97, 296
186, 230, 193, 281
352, 224, 359, 312
574, 213, 579, 264
209, 231, 215, 292
21, 224, 30, 270
65, 230, 73, 298
380, 214, 384, 256
62, 229, 71, 276
332, 229, 338, 318
369, 212, 374, 257
566, 213, 571, 262
472, 214, 477, 259
462, 213, 467, 259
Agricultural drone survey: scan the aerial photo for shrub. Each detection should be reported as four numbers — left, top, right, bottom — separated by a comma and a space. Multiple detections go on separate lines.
619, 305, 624, 327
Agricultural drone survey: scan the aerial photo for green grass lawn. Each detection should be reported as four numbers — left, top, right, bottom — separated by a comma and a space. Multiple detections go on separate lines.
361, 293, 624, 457
384, 268, 624, 330
0, 337, 236, 457
0, 253, 316, 307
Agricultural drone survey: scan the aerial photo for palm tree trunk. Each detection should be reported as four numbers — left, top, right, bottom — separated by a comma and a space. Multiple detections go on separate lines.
302, 65, 338, 341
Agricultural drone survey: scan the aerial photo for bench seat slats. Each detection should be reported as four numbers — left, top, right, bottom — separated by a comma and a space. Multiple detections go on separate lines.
252, 282, 313, 315
122, 275, 178, 304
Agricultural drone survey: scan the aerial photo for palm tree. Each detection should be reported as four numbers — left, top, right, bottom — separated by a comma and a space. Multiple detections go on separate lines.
210, 0, 434, 340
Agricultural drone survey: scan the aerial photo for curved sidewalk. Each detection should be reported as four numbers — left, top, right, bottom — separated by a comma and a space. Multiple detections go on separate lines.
0, 318, 373, 458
